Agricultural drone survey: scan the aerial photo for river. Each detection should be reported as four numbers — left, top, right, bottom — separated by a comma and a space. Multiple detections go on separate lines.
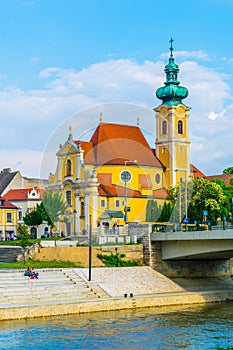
0, 302, 232, 349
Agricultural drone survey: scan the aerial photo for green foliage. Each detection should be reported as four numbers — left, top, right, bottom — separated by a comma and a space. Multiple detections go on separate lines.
97, 252, 140, 267
42, 190, 66, 228
146, 199, 173, 223
0, 259, 83, 269
23, 208, 43, 227
188, 177, 227, 222
158, 202, 173, 222
223, 167, 233, 174
17, 224, 31, 249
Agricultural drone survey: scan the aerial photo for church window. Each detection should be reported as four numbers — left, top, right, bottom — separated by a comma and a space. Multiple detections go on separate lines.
80, 201, 85, 217
162, 147, 166, 154
155, 173, 161, 185
178, 120, 183, 134
101, 199, 105, 207
18, 211, 22, 221
116, 199, 120, 208
6, 213, 12, 223
66, 159, 72, 176
120, 170, 132, 183
66, 191, 72, 207
162, 120, 167, 135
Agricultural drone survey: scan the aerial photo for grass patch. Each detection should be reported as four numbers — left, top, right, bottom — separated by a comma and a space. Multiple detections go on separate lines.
0, 238, 62, 246
0, 259, 83, 269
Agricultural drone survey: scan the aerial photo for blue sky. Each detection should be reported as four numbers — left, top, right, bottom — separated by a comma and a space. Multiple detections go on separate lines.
1, 0, 233, 178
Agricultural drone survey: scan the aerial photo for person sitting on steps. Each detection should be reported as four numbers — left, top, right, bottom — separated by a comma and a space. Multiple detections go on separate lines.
24, 266, 32, 277
31, 268, 39, 279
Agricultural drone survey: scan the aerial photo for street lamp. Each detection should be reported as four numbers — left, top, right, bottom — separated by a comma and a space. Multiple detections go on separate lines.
73, 209, 77, 235
175, 168, 188, 227
124, 159, 137, 224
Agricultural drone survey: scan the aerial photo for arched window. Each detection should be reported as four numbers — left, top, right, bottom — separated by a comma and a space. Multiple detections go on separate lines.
155, 173, 161, 185
80, 201, 85, 217
66, 159, 72, 176
66, 191, 71, 207
178, 120, 183, 134
162, 120, 167, 135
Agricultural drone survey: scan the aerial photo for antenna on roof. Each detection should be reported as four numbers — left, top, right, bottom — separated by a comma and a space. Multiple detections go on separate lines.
100, 112, 103, 122
137, 117, 140, 126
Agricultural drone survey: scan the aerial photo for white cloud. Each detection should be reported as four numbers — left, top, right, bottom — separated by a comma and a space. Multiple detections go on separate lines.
29, 57, 40, 65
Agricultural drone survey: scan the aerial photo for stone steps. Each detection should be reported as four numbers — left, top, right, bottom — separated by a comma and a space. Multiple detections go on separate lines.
0, 246, 22, 262
0, 268, 110, 304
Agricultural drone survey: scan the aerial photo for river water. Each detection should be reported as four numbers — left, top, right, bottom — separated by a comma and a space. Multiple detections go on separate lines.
0, 302, 232, 350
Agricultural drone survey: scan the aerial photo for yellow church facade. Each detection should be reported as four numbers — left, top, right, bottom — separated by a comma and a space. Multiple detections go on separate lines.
48, 40, 191, 235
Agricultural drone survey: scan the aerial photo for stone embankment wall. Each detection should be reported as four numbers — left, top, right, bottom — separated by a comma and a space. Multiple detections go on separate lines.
32, 244, 143, 267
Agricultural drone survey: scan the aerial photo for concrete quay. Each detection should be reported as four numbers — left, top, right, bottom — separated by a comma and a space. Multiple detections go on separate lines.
0, 267, 233, 321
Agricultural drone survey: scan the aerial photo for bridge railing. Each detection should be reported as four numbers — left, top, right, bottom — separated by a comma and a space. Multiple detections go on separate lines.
151, 222, 233, 233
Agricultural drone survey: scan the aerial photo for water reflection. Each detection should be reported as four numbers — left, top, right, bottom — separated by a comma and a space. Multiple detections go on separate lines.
0, 303, 232, 349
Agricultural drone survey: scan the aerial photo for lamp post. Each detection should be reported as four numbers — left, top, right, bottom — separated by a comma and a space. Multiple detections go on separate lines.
124, 159, 137, 224
73, 209, 77, 235
175, 168, 188, 228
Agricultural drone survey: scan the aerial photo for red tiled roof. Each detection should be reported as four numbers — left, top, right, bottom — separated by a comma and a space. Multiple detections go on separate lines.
4, 188, 44, 201
139, 174, 152, 189
205, 174, 233, 186
190, 164, 206, 178
97, 173, 112, 186
75, 123, 162, 167
98, 184, 142, 198
74, 141, 95, 164
0, 196, 18, 209
153, 187, 169, 199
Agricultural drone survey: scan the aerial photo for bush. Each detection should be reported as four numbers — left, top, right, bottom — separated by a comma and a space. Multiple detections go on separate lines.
97, 252, 140, 267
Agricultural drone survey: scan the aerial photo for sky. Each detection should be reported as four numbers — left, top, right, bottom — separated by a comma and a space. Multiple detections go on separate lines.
1, 0, 233, 178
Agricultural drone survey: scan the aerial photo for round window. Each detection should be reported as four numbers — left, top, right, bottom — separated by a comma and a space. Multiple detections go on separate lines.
120, 170, 132, 183
155, 173, 161, 185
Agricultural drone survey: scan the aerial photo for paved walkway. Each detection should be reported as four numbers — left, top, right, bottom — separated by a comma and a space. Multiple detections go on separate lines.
74, 266, 185, 297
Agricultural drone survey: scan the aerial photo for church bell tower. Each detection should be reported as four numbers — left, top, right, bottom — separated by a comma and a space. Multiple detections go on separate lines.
154, 38, 191, 188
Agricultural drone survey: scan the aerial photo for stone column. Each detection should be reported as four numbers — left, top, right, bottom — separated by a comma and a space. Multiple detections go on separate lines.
84, 189, 89, 234
75, 189, 80, 233
142, 227, 152, 266
57, 155, 62, 183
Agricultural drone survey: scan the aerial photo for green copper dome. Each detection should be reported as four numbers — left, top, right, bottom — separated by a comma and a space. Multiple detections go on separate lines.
156, 38, 188, 106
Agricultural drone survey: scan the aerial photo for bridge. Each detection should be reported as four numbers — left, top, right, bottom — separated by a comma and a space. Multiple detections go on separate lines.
150, 229, 233, 260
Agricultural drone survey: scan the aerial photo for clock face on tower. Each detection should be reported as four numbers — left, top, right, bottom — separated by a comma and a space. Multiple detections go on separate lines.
176, 106, 185, 115
160, 107, 167, 115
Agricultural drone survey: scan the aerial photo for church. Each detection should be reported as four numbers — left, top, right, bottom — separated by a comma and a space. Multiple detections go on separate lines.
48, 41, 198, 235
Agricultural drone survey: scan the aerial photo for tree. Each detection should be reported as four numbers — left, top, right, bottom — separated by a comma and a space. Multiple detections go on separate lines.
223, 167, 233, 174
42, 190, 66, 229
23, 208, 43, 227
211, 178, 233, 221
146, 200, 161, 222
17, 224, 31, 265
187, 177, 226, 223
158, 202, 173, 222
